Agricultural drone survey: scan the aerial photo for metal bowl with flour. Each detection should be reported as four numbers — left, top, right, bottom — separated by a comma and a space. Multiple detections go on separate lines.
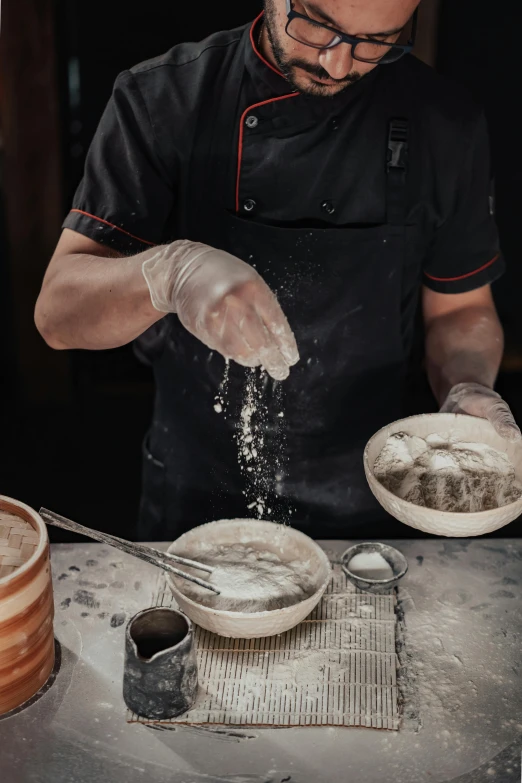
167, 519, 332, 639
364, 412, 522, 537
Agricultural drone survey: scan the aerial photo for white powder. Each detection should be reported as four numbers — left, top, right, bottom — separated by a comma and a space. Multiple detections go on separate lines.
347, 551, 394, 581
214, 363, 291, 522
235, 369, 272, 518
176, 542, 317, 612
374, 431, 522, 512
213, 358, 230, 414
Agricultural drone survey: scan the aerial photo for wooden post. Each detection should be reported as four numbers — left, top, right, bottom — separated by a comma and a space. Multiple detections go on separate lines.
0, 0, 71, 402
414, 0, 442, 68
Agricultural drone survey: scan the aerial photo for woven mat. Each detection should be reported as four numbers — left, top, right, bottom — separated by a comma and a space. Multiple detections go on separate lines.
128, 559, 400, 730
0, 511, 39, 578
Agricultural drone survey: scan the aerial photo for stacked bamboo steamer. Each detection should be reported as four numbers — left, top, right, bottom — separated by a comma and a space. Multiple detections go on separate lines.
0, 495, 55, 715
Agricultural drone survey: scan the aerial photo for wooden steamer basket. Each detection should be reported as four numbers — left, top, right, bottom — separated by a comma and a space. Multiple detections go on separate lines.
0, 495, 55, 715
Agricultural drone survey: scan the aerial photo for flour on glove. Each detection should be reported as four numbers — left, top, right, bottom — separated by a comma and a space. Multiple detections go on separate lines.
142, 240, 299, 380
440, 382, 521, 442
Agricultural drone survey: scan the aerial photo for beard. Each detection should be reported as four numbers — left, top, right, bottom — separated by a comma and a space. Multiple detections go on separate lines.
263, 0, 362, 97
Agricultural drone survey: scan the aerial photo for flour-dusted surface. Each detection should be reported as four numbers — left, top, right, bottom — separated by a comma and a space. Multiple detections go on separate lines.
374, 431, 522, 512
129, 562, 400, 729
6, 540, 522, 783
394, 539, 522, 779
176, 542, 317, 612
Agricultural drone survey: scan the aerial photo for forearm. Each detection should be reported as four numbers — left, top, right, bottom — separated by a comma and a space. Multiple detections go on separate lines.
35, 247, 164, 350
36, 232, 298, 379
424, 305, 504, 405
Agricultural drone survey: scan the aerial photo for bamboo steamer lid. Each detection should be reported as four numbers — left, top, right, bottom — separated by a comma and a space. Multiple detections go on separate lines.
0, 495, 55, 715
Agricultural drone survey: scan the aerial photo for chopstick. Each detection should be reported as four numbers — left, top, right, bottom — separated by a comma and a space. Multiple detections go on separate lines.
39, 507, 220, 594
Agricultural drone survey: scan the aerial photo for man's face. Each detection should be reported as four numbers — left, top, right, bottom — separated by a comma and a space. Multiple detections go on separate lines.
263, 0, 419, 97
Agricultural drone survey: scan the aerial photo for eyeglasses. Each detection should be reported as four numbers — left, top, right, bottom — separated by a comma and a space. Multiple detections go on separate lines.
285, 0, 418, 64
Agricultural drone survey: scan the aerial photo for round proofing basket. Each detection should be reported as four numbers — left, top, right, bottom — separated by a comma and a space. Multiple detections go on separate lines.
167, 519, 332, 639
364, 413, 522, 537
0, 495, 55, 715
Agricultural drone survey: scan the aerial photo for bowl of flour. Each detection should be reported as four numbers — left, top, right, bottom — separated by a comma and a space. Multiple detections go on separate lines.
166, 519, 332, 638
341, 542, 408, 593
364, 413, 522, 537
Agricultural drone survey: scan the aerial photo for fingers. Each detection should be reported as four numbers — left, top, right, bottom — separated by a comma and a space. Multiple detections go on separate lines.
488, 401, 522, 442
258, 345, 291, 380
493, 420, 522, 442
236, 306, 291, 380
192, 296, 292, 380
178, 271, 299, 380
168, 243, 299, 378
455, 392, 498, 420
234, 309, 291, 380
253, 284, 299, 367
217, 286, 296, 380
232, 342, 290, 380
442, 386, 522, 443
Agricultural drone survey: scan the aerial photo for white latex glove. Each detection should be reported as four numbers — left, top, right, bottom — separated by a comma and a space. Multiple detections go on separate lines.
142, 240, 299, 380
440, 382, 521, 442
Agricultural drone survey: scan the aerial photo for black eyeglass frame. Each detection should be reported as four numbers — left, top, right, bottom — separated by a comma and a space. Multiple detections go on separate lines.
284, 0, 418, 64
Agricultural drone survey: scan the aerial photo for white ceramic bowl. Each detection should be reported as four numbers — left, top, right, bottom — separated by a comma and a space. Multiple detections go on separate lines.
167, 519, 332, 639
364, 413, 522, 537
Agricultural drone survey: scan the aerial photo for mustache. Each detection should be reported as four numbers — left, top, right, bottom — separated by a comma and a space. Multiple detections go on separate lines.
286, 58, 360, 83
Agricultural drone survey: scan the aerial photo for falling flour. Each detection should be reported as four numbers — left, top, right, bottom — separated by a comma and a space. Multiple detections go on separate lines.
374, 431, 522, 512
347, 551, 394, 581
237, 369, 271, 518
213, 357, 230, 414
214, 362, 291, 521
176, 542, 317, 612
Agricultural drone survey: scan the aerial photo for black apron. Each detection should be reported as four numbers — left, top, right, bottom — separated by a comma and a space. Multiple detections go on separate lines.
137, 36, 417, 541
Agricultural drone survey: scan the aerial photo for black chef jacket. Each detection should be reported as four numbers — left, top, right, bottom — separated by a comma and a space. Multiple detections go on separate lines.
64, 16, 503, 295
62, 15, 505, 537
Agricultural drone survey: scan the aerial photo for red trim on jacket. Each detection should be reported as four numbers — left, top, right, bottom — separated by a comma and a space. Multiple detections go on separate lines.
250, 11, 285, 78
238, 15, 298, 212
70, 209, 157, 247
424, 253, 500, 283
236, 94, 299, 213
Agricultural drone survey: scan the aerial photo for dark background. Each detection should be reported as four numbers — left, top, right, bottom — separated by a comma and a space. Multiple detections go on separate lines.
0, 0, 521, 543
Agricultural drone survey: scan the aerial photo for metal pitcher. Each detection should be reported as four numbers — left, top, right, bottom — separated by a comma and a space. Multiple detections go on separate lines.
123, 607, 198, 720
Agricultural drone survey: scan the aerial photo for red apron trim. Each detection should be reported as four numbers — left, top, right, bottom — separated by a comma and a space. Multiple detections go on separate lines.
236, 94, 298, 213
250, 12, 285, 79
70, 209, 157, 247
424, 253, 500, 283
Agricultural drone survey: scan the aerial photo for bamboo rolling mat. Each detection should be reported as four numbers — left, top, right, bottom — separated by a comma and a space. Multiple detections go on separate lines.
0, 511, 39, 578
128, 560, 401, 730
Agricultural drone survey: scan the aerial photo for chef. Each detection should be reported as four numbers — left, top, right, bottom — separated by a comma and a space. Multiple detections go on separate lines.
35, 0, 520, 540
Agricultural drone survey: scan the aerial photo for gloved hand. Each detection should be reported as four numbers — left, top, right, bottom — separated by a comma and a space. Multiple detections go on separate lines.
142, 240, 299, 380
440, 382, 521, 442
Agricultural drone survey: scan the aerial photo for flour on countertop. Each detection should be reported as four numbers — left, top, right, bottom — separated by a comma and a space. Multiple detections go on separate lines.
163, 559, 400, 730
176, 542, 317, 612
374, 432, 522, 512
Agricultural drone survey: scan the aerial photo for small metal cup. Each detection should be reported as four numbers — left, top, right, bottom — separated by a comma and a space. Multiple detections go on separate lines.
341, 542, 408, 593
123, 607, 198, 720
